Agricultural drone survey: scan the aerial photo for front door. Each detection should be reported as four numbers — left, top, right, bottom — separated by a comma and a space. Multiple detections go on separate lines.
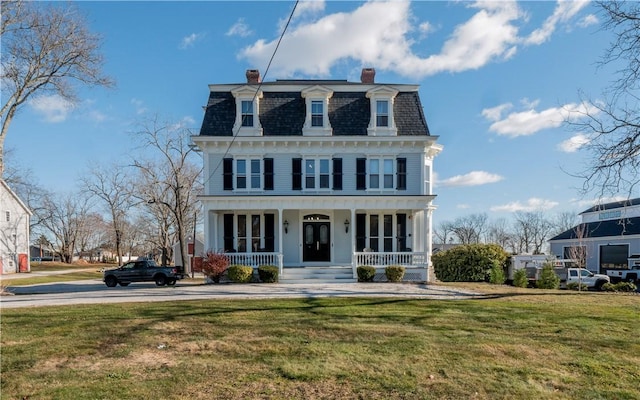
303, 222, 330, 262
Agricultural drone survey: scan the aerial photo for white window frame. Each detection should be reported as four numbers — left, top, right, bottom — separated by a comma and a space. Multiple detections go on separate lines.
303, 158, 332, 191
234, 158, 263, 191
368, 157, 395, 190
231, 86, 263, 136
366, 86, 398, 136
301, 85, 333, 136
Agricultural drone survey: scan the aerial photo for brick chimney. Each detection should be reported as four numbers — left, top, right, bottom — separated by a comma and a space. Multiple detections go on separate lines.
246, 69, 261, 84
360, 68, 375, 84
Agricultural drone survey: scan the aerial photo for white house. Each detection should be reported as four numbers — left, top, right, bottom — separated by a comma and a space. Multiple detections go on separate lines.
192, 68, 442, 282
0, 179, 31, 274
549, 198, 640, 273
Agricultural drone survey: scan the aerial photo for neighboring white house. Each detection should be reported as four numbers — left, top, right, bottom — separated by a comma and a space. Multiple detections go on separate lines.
0, 179, 31, 274
192, 68, 442, 282
549, 198, 640, 273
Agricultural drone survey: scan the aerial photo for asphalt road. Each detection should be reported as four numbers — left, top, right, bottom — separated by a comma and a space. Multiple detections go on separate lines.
1, 279, 483, 309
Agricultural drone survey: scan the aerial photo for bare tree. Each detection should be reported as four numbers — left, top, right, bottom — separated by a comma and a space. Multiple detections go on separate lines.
76, 212, 109, 262
512, 211, 553, 254
566, 1, 640, 198
451, 213, 487, 245
486, 218, 515, 252
131, 116, 202, 272
551, 211, 580, 237
433, 220, 456, 244
39, 191, 91, 263
0, 0, 114, 175
82, 164, 135, 266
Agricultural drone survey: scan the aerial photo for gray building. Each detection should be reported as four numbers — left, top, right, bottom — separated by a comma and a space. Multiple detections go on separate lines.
549, 198, 640, 274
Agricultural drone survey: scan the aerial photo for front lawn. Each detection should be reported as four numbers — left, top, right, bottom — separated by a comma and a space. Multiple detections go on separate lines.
1, 288, 638, 399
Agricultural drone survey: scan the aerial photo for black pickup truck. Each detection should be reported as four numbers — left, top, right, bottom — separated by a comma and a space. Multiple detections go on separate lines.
103, 259, 184, 287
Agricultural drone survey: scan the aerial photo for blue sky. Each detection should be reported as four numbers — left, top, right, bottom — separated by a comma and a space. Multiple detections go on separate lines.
5, 0, 629, 226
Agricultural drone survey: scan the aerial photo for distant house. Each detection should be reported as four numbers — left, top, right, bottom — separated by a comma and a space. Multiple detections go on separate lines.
192, 68, 442, 282
549, 198, 640, 273
1, 179, 32, 274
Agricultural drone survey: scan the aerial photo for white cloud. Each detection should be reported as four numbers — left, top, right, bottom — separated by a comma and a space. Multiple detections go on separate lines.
490, 198, 559, 212
481, 103, 512, 122
239, 0, 592, 79
226, 19, 253, 38
29, 95, 74, 123
557, 134, 590, 153
523, 0, 589, 45
180, 32, 204, 49
437, 170, 504, 187
578, 14, 598, 28
483, 101, 600, 137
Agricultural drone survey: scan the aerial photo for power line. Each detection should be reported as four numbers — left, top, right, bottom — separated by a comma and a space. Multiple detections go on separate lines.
202, 0, 299, 188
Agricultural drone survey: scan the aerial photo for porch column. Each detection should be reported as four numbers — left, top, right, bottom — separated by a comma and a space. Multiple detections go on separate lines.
350, 208, 356, 273
278, 208, 284, 276
210, 211, 218, 252
425, 205, 436, 283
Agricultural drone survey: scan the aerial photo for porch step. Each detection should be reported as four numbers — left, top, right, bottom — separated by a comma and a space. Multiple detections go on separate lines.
280, 266, 356, 284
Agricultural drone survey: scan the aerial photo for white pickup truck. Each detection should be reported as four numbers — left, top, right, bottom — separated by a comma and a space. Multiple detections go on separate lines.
606, 266, 640, 283
525, 266, 610, 290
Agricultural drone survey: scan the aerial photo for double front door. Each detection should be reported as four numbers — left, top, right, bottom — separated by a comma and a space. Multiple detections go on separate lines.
303, 221, 330, 262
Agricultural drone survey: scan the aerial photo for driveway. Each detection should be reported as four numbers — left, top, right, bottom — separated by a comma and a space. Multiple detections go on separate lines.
1, 279, 483, 309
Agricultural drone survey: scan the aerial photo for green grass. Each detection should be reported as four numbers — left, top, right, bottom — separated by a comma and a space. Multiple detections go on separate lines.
1, 287, 639, 399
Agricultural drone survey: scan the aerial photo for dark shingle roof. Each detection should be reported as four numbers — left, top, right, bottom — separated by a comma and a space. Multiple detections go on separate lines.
198, 86, 430, 137
580, 198, 640, 214
549, 217, 640, 240
260, 92, 305, 136
199, 92, 235, 136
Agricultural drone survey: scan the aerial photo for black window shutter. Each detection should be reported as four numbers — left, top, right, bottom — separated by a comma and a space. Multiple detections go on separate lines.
396, 158, 407, 190
223, 214, 234, 252
292, 158, 302, 190
264, 158, 274, 190
356, 213, 366, 251
223, 158, 233, 190
264, 214, 275, 251
332, 158, 342, 190
356, 158, 366, 190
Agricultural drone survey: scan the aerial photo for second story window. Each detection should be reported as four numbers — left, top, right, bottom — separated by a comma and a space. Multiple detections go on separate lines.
223, 157, 273, 191
293, 158, 341, 190
241, 100, 254, 127
376, 100, 389, 127
311, 101, 323, 127
358, 157, 407, 191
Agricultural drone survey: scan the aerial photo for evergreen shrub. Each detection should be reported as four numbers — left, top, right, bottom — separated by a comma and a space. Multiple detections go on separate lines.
357, 266, 376, 282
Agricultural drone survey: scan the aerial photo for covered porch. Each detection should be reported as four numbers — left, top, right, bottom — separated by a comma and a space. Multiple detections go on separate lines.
200, 195, 436, 282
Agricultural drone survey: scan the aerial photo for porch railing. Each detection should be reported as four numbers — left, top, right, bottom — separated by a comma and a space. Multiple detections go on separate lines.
224, 252, 284, 276
353, 251, 427, 268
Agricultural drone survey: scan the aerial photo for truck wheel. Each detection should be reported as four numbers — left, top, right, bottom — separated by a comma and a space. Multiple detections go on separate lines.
105, 276, 118, 287
595, 280, 606, 291
627, 273, 637, 283
167, 279, 176, 286
155, 275, 167, 286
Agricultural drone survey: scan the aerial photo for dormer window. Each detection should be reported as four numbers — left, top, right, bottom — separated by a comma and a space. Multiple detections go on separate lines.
376, 100, 389, 127
241, 100, 254, 127
367, 86, 398, 136
231, 86, 263, 136
302, 85, 333, 136
311, 101, 324, 127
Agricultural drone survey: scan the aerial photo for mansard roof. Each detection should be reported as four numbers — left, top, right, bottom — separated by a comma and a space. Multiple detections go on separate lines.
198, 76, 431, 137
